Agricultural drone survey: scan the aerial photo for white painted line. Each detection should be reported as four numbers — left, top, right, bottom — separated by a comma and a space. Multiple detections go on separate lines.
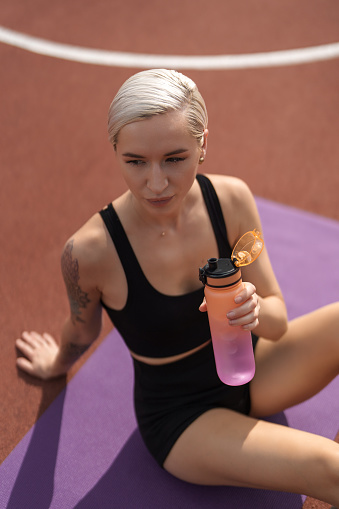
1, 25, 339, 70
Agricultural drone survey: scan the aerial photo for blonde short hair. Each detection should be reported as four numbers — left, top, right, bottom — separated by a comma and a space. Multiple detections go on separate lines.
108, 69, 208, 148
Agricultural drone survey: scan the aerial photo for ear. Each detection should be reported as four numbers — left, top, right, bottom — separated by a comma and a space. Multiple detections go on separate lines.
201, 129, 208, 157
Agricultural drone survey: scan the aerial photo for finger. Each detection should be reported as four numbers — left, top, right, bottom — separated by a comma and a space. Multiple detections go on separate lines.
230, 317, 259, 331
21, 331, 43, 348
228, 307, 260, 328
234, 283, 256, 304
15, 338, 34, 359
16, 357, 36, 375
227, 296, 258, 320
42, 333, 57, 345
27, 331, 46, 345
241, 314, 259, 330
199, 299, 207, 312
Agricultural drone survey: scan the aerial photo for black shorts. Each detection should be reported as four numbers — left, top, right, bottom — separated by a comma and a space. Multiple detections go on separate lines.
133, 335, 259, 467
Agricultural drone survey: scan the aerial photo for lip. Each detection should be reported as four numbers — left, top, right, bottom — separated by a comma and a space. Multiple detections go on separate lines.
146, 196, 174, 207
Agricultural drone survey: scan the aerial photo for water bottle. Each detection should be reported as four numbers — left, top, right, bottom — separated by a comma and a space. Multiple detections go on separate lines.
199, 230, 264, 386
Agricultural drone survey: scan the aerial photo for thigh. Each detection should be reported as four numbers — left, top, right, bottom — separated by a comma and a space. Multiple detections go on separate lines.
163, 407, 339, 503
250, 303, 339, 417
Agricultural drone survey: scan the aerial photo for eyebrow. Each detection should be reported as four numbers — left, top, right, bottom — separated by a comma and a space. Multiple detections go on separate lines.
122, 148, 189, 158
122, 152, 145, 158
165, 148, 189, 156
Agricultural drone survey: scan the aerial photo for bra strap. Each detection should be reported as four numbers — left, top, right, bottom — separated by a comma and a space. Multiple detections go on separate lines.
99, 203, 142, 282
196, 174, 232, 258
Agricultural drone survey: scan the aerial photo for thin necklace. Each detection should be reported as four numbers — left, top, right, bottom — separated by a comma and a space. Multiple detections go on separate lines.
129, 195, 168, 238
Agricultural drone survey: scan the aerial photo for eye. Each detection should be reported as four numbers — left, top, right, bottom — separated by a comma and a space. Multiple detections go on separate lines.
166, 157, 185, 164
126, 160, 145, 166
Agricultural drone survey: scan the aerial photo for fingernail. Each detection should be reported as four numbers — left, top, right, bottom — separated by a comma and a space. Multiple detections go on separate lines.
234, 296, 242, 304
227, 311, 235, 318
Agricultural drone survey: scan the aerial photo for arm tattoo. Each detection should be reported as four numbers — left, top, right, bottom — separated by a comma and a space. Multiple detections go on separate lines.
61, 240, 91, 325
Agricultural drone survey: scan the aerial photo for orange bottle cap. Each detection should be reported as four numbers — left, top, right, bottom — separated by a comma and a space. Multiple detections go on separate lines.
231, 229, 264, 267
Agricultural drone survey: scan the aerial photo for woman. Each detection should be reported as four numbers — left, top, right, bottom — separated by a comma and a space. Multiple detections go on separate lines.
16, 69, 339, 506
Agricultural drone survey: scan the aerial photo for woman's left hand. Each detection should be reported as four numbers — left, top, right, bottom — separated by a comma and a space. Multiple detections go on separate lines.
199, 282, 260, 331
227, 282, 260, 331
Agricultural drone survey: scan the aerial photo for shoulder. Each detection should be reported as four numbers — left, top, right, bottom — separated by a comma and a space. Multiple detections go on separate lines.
60, 205, 129, 310
204, 173, 253, 204
61, 212, 109, 284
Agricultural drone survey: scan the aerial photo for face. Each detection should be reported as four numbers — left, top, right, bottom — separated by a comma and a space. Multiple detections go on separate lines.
115, 110, 208, 214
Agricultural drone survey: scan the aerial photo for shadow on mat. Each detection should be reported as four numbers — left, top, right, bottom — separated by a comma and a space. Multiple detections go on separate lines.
74, 413, 303, 509
6, 387, 66, 509
5, 394, 304, 509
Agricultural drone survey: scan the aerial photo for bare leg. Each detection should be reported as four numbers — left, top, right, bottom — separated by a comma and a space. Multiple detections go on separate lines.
163, 409, 339, 506
164, 303, 339, 505
250, 302, 339, 416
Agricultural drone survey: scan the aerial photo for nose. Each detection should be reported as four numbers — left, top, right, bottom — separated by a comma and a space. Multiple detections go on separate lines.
147, 164, 168, 194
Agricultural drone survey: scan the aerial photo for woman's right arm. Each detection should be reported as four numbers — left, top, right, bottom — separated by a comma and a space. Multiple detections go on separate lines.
16, 231, 104, 380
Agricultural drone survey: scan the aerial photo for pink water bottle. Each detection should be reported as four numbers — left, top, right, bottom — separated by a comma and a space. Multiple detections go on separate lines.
199, 230, 264, 386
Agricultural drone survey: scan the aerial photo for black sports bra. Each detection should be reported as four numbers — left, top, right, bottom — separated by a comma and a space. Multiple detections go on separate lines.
99, 174, 232, 357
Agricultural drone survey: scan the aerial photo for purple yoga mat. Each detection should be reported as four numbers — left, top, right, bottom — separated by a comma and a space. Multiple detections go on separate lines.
1, 198, 338, 509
